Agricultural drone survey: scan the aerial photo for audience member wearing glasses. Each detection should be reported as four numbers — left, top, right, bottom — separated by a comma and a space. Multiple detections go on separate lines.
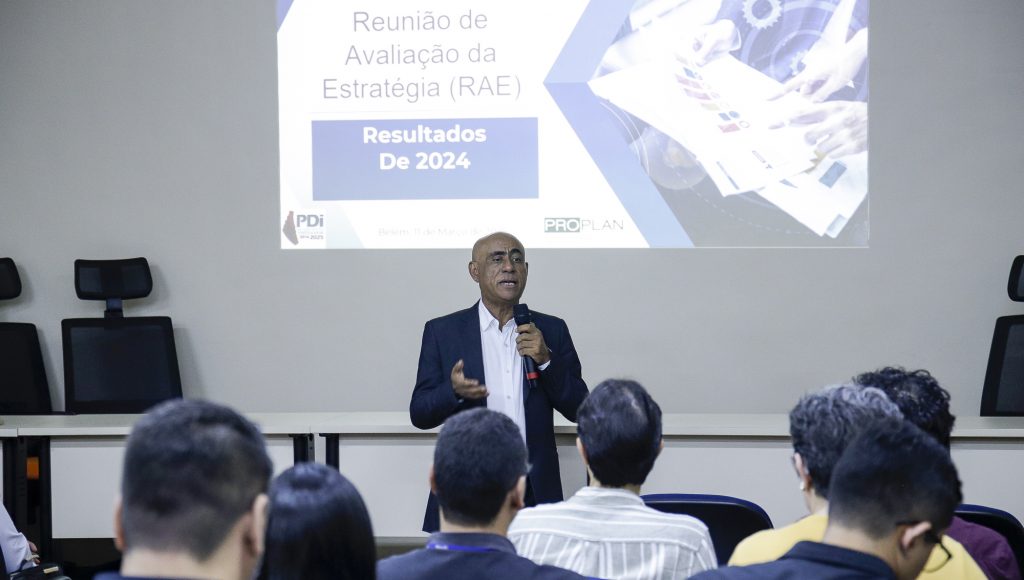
694, 419, 963, 579
729, 382, 985, 579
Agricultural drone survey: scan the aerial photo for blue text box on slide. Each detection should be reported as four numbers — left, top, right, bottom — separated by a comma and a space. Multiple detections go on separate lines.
312, 118, 538, 200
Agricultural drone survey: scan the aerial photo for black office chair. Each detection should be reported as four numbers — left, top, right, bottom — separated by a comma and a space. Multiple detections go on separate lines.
61, 258, 183, 414
981, 255, 1024, 416
955, 503, 1024, 578
642, 493, 773, 565
0, 258, 52, 414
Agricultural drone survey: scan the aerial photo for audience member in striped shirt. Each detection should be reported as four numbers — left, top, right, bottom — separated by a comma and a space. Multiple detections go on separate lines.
509, 379, 717, 579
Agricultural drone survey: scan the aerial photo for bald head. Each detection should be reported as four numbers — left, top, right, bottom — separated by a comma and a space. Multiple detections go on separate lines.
471, 232, 524, 263
468, 232, 528, 316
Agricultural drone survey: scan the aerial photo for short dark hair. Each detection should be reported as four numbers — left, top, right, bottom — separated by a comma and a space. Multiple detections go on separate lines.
853, 367, 956, 449
576, 379, 662, 487
258, 463, 376, 580
829, 419, 962, 538
120, 399, 273, 560
433, 408, 528, 526
789, 384, 902, 498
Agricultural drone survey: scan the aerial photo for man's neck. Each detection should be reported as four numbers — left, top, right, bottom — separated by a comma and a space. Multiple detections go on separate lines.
804, 491, 829, 516
440, 513, 512, 537
822, 523, 899, 574
120, 547, 244, 580
589, 473, 642, 496
481, 298, 515, 327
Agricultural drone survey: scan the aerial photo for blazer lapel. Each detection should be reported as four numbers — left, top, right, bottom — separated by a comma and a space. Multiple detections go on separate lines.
460, 302, 485, 387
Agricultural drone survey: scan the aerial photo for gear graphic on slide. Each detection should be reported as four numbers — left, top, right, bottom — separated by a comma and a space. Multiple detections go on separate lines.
789, 49, 808, 75
742, 0, 782, 30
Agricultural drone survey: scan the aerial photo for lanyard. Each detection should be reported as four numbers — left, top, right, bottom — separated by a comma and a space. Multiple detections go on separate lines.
426, 542, 498, 554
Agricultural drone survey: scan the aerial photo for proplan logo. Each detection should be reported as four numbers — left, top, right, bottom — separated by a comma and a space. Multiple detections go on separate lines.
544, 217, 625, 233
283, 211, 325, 246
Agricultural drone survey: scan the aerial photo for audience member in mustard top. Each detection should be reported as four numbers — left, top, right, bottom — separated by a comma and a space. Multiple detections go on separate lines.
509, 379, 716, 579
856, 366, 1021, 580
729, 382, 987, 579
694, 419, 966, 580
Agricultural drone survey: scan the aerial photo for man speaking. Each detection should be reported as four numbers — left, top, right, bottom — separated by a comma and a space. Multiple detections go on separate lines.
411, 232, 589, 532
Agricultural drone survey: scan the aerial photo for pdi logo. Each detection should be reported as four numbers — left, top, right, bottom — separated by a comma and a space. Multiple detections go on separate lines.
296, 214, 324, 227
544, 218, 581, 233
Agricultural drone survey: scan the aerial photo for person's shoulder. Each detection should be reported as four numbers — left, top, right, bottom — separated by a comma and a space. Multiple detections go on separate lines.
425, 305, 477, 328
922, 534, 988, 580
376, 549, 427, 579
529, 310, 565, 325
728, 516, 823, 566
522, 558, 589, 579
508, 501, 571, 533
640, 503, 712, 531
690, 566, 759, 579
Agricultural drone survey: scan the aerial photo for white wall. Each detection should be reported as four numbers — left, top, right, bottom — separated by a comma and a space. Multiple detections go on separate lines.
1, 0, 1023, 415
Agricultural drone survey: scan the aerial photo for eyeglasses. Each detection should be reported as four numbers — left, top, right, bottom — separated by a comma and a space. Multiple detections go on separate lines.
896, 521, 952, 573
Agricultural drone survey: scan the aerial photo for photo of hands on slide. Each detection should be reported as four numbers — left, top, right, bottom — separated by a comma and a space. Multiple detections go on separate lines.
590, 0, 868, 245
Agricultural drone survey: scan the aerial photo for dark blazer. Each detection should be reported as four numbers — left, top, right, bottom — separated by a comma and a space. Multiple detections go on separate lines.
377, 532, 589, 580
410, 303, 589, 531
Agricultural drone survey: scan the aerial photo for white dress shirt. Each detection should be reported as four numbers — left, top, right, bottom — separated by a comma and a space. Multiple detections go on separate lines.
478, 300, 527, 442
509, 486, 718, 580
1, 506, 33, 574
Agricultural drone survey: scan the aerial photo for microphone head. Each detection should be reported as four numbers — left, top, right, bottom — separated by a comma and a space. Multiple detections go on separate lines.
513, 303, 532, 326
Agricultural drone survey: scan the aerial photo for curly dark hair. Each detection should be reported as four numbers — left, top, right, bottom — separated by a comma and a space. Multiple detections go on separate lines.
789, 384, 902, 498
853, 367, 956, 449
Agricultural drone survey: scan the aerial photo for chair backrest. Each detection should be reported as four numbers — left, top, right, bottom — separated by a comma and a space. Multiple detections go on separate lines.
955, 503, 1024, 578
0, 258, 52, 414
981, 256, 1024, 416
0, 323, 52, 414
62, 258, 182, 414
643, 493, 773, 565
981, 315, 1024, 416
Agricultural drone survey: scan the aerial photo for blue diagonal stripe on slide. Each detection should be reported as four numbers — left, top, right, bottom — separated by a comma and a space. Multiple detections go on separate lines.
277, 0, 295, 31
545, 1, 693, 248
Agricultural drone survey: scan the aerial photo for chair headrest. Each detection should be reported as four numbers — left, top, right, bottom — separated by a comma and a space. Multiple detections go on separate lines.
1010, 255, 1024, 302
75, 258, 153, 300
0, 257, 23, 300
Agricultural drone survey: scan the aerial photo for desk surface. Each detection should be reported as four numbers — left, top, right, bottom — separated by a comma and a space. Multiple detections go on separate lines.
1, 412, 340, 436
1, 412, 1022, 439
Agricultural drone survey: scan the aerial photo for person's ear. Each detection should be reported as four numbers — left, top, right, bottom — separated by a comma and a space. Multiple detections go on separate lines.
509, 475, 527, 511
113, 496, 125, 552
576, 437, 588, 466
468, 261, 480, 282
898, 521, 932, 553
429, 464, 438, 494
244, 493, 269, 558
657, 438, 664, 458
793, 453, 813, 492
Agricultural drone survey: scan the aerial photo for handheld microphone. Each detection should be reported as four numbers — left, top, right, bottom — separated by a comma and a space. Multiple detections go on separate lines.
513, 303, 540, 388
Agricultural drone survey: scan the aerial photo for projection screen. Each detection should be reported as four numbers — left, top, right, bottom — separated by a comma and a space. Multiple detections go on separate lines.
278, 0, 869, 249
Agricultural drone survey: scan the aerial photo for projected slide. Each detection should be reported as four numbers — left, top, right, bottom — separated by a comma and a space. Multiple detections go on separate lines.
278, 0, 869, 249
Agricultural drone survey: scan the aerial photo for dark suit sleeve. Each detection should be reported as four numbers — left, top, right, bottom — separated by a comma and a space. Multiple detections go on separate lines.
538, 318, 589, 422
409, 320, 462, 429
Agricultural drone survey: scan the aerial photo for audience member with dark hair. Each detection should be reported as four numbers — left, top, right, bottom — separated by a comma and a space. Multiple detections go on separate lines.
729, 383, 986, 579
509, 379, 716, 578
377, 408, 586, 580
856, 366, 1021, 580
694, 419, 964, 579
95, 399, 273, 580
257, 462, 376, 580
